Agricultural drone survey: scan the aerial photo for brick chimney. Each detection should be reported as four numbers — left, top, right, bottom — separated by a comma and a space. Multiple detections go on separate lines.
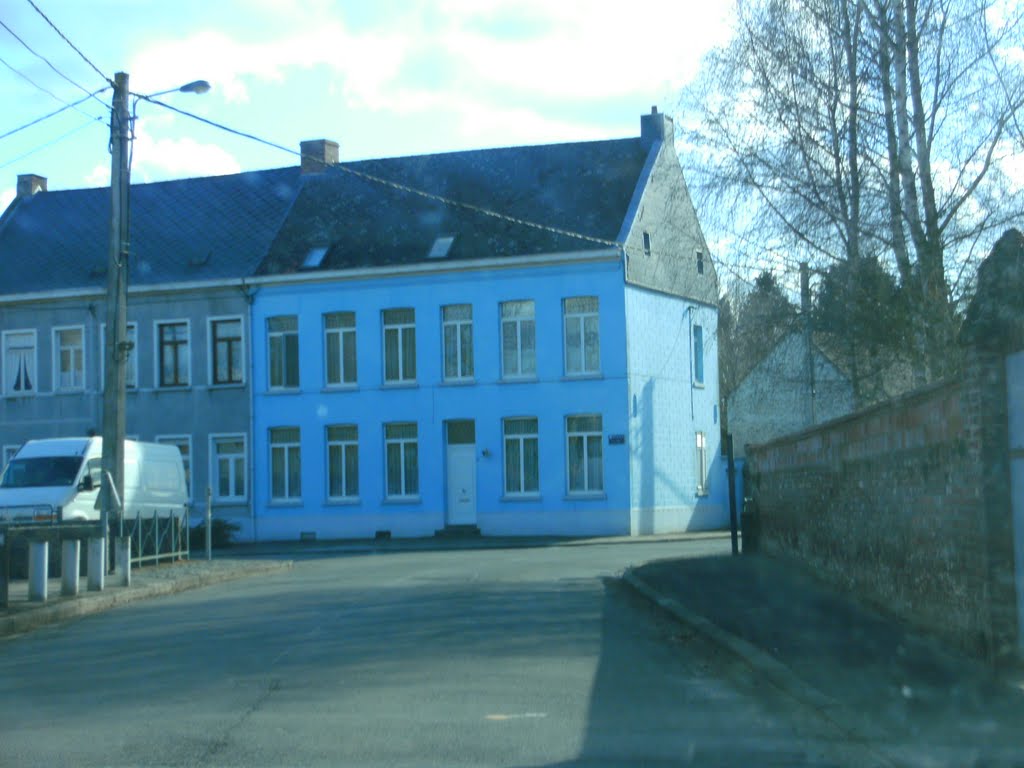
640, 106, 674, 151
300, 139, 339, 174
16, 174, 47, 198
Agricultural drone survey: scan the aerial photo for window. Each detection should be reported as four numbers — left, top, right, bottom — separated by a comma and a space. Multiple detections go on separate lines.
324, 312, 357, 387
566, 414, 603, 495
327, 425, 359, 500
500, 300, 536, 379
210, 317, 244, 385
503, 417, 539, 496
101, 322, 137, 389
696, 431, 709, 496
383, 308, 416, 384
384, 422, 418, 499
693, 324, 704, 386
155, 435, 192, 501
642, 231, 652, 256
52, 326, 85, 391
2, 330, 36, 396
563, 297, 600, 376
212, 435, 246, 502
270, 426, 301, 500
442, 304, 473, 381
696, 249, 705, 275
268, 315, 299, 390
156, 321, 190, 387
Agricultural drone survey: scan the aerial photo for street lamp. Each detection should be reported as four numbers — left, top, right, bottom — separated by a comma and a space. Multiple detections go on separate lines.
100, 72, 208, 580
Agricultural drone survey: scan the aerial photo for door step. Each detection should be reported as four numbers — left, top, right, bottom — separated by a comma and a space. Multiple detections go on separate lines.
435, 524, 481, 538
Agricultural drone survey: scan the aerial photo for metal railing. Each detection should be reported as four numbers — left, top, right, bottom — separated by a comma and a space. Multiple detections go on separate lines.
120, 510, 189, 566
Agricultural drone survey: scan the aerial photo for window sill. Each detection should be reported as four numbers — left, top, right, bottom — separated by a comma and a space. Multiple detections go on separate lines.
564, 492, 607, 501
692, 382, 706, 389
499, 376, 538, 384
562, 372, 603, 382
155, 385, 191, 392
268, 499, 303, 507
5, 392, 38, 398
53, 388, 86, 395
212, 497, 247, 505
209, 382, 246, 390
266, 387, 301, 395
383, 495, 421, 505
382, 381, 418, 389
441, 378, 476, 386
501, 493, 541, 503
322, 384, 358, 393
325, 497, 360, 506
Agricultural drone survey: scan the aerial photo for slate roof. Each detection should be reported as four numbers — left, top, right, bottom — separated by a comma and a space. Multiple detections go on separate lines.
0, 135, 650, 294
0, 167, 301, 296
257, 138, 648, 274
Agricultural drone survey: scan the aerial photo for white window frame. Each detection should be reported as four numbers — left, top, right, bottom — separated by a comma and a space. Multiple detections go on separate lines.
210, 433, 247, 503
269, 426, 302, 501
155, 434, 193, 502
441, 304, 474, 382
326, 424, 359, 501
500, 300, 536, 380
324, 311, 357, 388
267, 315, 300, 391
101, 322, 138, 390
696, 431, 709, 496
563, 297, 600, 377
208, 315, 245, 387
642, 231, 652, 257
2, 329, 37, 396
696, 249, 705, 275
384, 422, 419, 500
693, 323, 705, 386
52, 325, 86, 392
503, 417, 539, 498
154, 319, 191, 388
382, 308, 416, 385
566, 414, 604, 496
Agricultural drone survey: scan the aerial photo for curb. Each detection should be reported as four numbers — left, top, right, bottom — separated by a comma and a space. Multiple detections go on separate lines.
1, 560, 293, 640
621, 568, 903, 768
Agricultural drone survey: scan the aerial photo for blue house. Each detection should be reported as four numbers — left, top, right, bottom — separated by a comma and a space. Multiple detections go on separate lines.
244, 109, 724, 541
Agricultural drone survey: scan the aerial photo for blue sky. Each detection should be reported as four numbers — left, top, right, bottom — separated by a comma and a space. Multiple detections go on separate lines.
0, 0, 733, 211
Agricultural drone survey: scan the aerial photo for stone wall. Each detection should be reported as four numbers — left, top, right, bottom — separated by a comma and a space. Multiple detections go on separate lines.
746, 229, 1023, 663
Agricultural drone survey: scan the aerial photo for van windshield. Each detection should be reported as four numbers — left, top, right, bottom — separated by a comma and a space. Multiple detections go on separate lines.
0, 456, 84, 488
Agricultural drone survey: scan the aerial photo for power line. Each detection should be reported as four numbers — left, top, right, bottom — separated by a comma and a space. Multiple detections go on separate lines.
0, 16, 108, 110
0, 115, 102, 169
139, 94, 627, 253
0, 87, 107, 141
24, 0, 108, 84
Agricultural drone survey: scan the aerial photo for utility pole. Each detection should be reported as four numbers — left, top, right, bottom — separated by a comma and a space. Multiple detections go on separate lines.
800, 262, 816, 427
100, 72, 131, 570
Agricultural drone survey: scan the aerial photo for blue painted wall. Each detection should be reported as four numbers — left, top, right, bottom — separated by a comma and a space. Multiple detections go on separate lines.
625, 286, 726, 532
249, 256, 632, 541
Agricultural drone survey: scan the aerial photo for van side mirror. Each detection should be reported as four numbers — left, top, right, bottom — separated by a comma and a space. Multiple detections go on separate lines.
78, 475, 94, 492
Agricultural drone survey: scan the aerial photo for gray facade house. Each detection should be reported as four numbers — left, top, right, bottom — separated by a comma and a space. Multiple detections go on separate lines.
727, 331, 855, 459
0, 168, 301, 526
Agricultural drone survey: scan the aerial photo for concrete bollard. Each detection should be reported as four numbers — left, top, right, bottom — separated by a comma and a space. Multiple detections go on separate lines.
87, 537, 105, 592
61, 539, 81, 596
28, 540, 48, 602
115, 537, 131, 587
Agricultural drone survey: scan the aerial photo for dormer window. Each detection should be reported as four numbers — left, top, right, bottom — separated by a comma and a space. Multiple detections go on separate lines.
302, 246, 328, 269
428, 235, 455, 259
696, 249, 705, 274
642, 231, 651, 257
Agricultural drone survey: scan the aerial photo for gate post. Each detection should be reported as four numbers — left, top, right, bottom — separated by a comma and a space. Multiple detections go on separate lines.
115, 537, 131, 586
61, 539, 81, 596
87, 537, 105, 591
28, 540, 48, 602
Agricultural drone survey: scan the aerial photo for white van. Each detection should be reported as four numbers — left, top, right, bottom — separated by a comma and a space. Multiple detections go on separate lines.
0, 437, 187, 524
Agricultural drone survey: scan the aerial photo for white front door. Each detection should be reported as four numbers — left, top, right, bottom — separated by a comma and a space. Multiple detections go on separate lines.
446, 420, 477, 526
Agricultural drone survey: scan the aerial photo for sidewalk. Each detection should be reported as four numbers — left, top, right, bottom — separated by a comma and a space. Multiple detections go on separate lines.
625, 554, 1024, 768
1, 557, 292, 640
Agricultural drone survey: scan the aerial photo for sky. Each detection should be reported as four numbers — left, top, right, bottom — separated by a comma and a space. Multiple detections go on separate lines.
0, 0, 734, 212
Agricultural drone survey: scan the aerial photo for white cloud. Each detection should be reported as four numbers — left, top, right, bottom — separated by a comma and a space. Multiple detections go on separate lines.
130, 118, 242, 180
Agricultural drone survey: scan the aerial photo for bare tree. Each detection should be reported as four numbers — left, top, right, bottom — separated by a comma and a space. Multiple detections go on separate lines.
684, 0, 1024, 389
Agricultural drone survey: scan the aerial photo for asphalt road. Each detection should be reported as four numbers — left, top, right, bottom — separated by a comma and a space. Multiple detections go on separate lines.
0, 540, 871, 767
